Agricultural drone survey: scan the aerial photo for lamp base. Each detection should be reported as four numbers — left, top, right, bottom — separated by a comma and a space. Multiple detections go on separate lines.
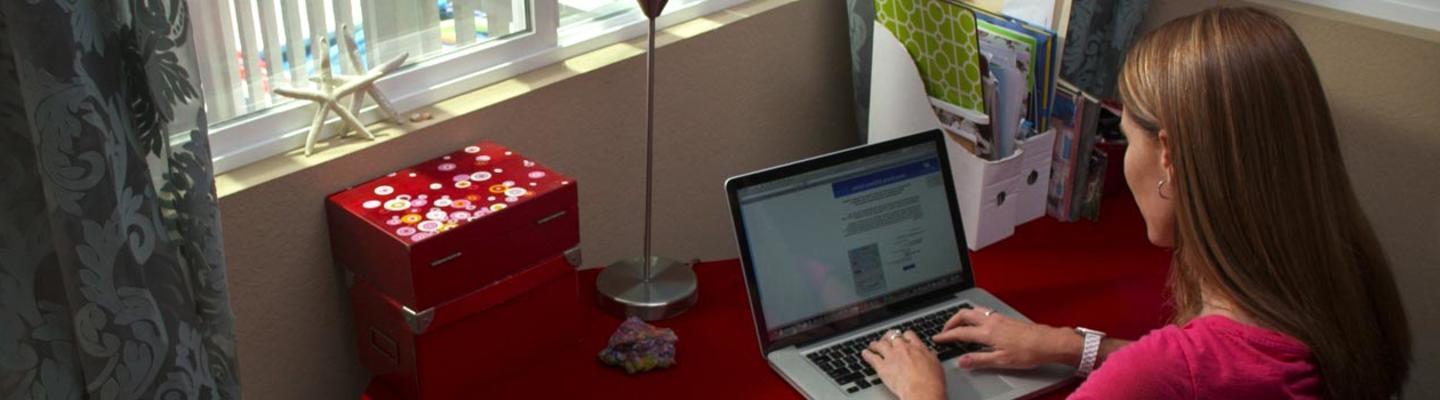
596, 256, 698, 321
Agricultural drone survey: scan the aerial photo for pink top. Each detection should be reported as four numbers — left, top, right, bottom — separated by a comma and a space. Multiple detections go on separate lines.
1070, 315, 1321, 399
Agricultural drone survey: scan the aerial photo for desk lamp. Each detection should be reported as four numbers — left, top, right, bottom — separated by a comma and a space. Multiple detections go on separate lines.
596, 0, 699, 321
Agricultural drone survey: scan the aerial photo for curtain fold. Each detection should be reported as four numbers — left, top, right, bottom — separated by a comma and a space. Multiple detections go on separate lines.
844, 0, 875, 141
0, 1, 241, 399
1059, 0, 1150, 98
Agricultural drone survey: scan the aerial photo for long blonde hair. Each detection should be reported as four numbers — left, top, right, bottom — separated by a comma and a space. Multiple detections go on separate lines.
1117, 7, 1410, 399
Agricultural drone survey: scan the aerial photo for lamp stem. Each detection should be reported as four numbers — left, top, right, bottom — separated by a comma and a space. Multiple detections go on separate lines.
642, 17, 657, 282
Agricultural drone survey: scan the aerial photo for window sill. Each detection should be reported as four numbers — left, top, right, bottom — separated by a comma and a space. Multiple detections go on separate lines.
215, 0, 795, 199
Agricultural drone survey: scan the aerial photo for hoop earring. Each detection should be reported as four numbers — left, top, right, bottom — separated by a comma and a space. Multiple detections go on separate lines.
1157, 178, 1172, 200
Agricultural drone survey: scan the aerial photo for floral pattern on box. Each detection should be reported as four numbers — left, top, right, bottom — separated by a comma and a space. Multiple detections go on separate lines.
336, 142, 573, 244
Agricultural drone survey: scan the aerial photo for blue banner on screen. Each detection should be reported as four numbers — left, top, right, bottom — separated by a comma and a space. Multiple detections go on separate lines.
831, 158, 941, 198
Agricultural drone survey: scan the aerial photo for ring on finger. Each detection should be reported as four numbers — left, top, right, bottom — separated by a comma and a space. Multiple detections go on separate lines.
983, 310, 995, 317
886, 331, 902, 342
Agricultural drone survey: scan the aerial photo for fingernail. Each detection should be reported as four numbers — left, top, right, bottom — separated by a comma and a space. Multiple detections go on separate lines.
957, 357, 971, 369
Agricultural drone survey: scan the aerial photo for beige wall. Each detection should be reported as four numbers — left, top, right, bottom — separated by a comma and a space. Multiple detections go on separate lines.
1144, 1, 1440, 398
221, 0, 1439, 398
217, 0, 858, 398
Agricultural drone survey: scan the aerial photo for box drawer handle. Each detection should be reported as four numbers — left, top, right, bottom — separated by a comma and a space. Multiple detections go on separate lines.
370, 328, 399, 364
429, 252, 462, 267
536, 211, 567, 225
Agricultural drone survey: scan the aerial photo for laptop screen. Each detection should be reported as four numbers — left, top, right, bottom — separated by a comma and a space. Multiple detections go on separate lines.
734, 140, 967, 343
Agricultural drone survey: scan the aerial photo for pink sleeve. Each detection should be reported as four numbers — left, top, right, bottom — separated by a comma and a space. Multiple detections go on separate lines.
1067, 328, 1193, 400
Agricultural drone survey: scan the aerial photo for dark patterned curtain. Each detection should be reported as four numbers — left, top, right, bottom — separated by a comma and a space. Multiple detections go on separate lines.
1060, 0, 1150, 99
844, 0, 875, 141
0, 1, 241, 399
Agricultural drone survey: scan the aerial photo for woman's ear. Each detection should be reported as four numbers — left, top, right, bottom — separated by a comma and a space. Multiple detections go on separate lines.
1157, 129, 1175, 180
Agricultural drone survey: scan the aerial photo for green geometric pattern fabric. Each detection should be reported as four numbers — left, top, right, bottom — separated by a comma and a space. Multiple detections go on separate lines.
874, 0, 987, 113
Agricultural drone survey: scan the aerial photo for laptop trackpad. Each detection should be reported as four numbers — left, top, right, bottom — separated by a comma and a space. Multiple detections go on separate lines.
945, 370, 1014, 399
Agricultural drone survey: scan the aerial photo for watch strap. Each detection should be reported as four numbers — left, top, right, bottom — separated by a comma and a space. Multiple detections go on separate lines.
1075, 327, 1104, 376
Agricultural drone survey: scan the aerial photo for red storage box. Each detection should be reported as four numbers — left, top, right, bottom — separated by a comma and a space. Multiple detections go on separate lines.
327, 142, 579, 309
351, 248, 582, 400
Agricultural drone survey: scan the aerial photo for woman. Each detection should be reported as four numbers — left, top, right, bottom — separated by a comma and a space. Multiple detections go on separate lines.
861, 7, 1410, 400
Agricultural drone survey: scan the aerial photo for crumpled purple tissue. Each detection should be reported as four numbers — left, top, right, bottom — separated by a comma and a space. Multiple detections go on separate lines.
597, 317, 678, 374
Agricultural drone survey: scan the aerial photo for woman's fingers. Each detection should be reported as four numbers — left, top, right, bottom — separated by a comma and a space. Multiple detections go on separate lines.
933, 325, 985, 344
902, 330, 923, 343
868, 339, 888, 356
942, 307, 992, 331
957, 351, 1005, 369
861, 347, 884, 365
869, 332, 898, 356
901, 330, 929, 352
941, 309, 970, 331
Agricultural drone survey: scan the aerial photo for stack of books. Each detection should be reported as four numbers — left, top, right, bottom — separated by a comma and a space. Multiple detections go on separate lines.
1047, 80, 1124, 222
969, 3, 1061, 161
878, 0, 1062, 162
872, 0, 1124, 224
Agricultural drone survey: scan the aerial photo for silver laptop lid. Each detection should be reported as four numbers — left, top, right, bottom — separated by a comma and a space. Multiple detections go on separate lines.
724, 130, 974, 354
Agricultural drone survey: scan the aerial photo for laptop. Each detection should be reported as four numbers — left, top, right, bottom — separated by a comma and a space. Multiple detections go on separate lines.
724, 130, 1072, 399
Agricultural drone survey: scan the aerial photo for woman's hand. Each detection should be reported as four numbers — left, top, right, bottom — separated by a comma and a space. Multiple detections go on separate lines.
861, 330, 945, 400
933, 307, 1081, 370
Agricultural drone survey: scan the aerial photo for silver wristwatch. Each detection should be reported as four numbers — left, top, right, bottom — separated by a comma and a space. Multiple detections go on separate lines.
1074, 327, 1105, 377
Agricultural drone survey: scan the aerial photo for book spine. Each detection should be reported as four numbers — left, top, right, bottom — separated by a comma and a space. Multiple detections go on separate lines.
1045, 87, 1079, 221
1068, 95, 1103, 220
1056, 93, 1084, 220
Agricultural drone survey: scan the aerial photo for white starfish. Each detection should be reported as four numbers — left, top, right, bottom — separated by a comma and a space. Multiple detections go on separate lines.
273, 31, 407, 156
331, 24, 407, 137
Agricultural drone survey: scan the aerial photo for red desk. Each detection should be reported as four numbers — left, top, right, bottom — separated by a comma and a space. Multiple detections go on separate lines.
362, 197, 1172, 399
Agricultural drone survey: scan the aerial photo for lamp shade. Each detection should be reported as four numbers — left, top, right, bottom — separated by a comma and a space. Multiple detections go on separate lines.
636, 0, 670, 19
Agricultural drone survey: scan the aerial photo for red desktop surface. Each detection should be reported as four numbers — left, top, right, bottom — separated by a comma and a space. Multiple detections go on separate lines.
361, 195, 1172, 399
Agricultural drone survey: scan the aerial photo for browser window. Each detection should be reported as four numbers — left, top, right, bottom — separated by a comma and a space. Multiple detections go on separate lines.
736, 143, 966, 341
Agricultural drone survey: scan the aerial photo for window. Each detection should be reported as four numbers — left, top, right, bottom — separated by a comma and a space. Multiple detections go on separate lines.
188, 0, 745, 174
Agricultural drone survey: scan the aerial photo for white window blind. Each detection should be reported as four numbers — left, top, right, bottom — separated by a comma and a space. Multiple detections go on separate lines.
185, 0, 745, 174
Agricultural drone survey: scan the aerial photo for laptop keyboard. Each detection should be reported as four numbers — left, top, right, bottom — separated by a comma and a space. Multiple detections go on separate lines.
804, 304, 984, 394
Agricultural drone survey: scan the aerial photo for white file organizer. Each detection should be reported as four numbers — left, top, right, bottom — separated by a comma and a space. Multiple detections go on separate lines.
867, 22, 1054, 250
1015, 129, 1056, 225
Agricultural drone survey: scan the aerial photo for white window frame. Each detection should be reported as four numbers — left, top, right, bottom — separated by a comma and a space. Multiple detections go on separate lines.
202, 0, 749, 174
